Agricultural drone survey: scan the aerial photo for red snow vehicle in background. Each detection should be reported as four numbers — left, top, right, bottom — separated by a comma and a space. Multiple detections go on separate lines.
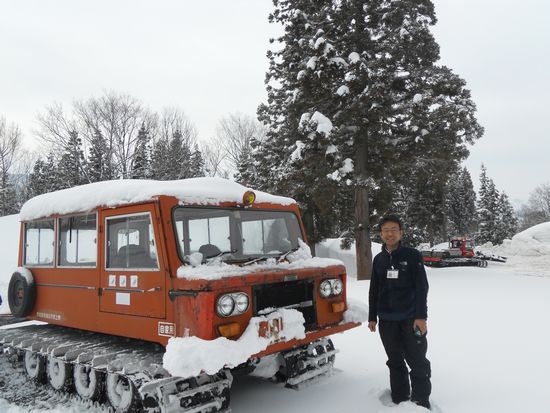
421, 237, 507, 268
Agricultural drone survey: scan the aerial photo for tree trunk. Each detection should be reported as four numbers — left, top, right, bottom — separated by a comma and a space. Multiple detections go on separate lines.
302, 208, 316, 257
355, 138, 372, 280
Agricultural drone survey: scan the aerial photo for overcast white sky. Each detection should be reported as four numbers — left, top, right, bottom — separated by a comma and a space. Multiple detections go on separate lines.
1, 0, 548, 203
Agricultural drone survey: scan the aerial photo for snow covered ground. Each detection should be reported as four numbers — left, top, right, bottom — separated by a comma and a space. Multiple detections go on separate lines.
1, 214, 550, 412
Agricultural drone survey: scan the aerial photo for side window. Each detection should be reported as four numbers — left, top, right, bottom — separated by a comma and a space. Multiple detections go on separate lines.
58, 214, 97, 267
24, 219, 55, 266
106, 214, 159, 270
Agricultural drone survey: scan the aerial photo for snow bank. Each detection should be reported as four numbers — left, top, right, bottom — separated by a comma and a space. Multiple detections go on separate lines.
20, 178, 295, 221
177, 239, 343, 280
0, 214, 20, 314
489, 221, 550, 256
163, 308, 305, 378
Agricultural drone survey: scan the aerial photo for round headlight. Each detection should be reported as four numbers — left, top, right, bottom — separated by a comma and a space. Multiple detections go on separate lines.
319, 280, 333, 298
217, 295, 235, 317
234, 293, 249, 314
331, 279, 343, 296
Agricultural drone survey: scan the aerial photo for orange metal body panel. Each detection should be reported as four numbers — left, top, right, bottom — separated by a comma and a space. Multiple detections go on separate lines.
20, 194, 359, 351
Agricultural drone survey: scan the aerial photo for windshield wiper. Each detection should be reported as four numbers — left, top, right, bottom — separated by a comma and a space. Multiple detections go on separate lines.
240, 255, 272, 266
278, 246, 300, 262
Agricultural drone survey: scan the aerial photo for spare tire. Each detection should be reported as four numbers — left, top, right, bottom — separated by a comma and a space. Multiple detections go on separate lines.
8, 270, 36, 318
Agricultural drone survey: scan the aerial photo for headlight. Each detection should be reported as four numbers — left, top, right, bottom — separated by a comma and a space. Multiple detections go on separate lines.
217, 295, 235, 317
319, 280, 333, 298
216, 292, 249, 317
234, 293, 249, 314
319, 278, 344, 297
331, 279, 343, 296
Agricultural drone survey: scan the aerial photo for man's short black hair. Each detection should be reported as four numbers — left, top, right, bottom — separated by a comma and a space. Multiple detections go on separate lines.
378, 214, 403, 231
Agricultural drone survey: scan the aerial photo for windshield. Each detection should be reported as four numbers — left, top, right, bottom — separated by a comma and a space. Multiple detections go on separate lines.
173, 207, 303, 262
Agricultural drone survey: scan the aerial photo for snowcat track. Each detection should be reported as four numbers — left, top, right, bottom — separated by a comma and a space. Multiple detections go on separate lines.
281, 337, 337, 389
0, 325, 232, 413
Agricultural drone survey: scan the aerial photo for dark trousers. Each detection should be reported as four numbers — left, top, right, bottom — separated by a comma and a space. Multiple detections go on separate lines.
379, 319, 431, 403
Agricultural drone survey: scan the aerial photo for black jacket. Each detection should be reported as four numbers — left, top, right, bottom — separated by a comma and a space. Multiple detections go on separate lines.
368, 243, 429, 322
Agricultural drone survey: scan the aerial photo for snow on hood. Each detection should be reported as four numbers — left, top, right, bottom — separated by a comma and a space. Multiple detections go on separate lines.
176, 239, 344, 281
163, 308, 306, 378
19, 177, 295, 221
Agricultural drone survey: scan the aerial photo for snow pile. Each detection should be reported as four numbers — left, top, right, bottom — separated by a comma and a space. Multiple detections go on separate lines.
20, 178, 295, 221
485, 221, 550, 256
342, 297, 369, 323
0, 215, 20, 314
163, 308, 305, 378
177, 239, 343, 280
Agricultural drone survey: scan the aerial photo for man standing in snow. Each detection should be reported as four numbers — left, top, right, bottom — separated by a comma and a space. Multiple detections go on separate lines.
368, 214, 431, 410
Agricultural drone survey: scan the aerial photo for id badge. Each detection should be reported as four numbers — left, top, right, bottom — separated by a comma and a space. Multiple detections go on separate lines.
387, 269, 399, 279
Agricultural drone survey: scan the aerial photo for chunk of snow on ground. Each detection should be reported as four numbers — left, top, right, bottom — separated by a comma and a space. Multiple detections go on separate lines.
20, 178, 295, 221
348, 52, 360, 63
482, 221, 550, 256
250, 354, 282, 379
337, 85, 350, 96
343, 298, 369, 323
163, 308, 306, 378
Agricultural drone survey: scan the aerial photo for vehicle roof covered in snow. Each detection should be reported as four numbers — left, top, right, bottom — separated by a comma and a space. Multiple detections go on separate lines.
19, 177, 296, 221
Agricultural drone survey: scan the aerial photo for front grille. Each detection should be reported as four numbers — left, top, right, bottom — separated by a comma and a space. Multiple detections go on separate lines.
252, 279, 317, 331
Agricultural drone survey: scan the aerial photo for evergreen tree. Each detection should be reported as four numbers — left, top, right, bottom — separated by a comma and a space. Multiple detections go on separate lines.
495, 192, 518, 243
131, 124, 151, 179
26, 158, 49, 199
149, 137, 171, 180
189, 145, 206, 178
43, 152, 63, 192
57, 130, 86, 189
87, 129, 111, 182
477, 165, 500, 244
446, 167, 477, 236
252, 0, 483, 276
169, 130, 193, 179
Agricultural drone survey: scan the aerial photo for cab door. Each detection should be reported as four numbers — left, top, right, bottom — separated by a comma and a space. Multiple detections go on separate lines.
99, 205, 166, 318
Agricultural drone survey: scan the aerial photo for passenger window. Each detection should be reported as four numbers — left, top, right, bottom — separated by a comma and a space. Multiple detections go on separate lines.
106, 214, 159, 270
24, 219, 55, 266
58, 214, 97, 267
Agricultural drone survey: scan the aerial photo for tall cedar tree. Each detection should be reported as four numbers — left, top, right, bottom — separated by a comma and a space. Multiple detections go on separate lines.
249, 0, 483, 277
57, 130, 86, 189
446, 167, 477, 237
477, 165, 500, 244
131, 124, 151, 179
88, 129, 111, 182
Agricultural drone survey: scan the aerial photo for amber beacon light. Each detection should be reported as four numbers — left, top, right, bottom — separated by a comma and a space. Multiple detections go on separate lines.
243, 191, 256, 205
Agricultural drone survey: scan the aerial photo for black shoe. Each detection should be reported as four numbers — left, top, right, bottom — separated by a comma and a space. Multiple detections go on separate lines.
412, 399, 431, 410
391, 395, 410, 405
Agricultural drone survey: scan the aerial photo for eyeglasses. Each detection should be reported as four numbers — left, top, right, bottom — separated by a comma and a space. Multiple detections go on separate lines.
381, 228, 400, 233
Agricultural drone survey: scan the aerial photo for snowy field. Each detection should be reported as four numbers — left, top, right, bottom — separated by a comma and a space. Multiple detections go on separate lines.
1, 214, 550, 412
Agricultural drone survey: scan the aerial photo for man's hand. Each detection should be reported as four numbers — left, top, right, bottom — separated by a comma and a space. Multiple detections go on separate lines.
368, 321, 377, 332
413, 319, 427, 335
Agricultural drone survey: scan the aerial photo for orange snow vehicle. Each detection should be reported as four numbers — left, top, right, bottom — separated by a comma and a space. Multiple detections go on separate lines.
1, 178, 361, 412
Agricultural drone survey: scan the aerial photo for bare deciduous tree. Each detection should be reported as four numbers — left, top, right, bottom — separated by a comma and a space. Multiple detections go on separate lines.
216, 113, 266, 175
518, 183, 550, 229
158, 107, 198, 147
0, 117, 23, 214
